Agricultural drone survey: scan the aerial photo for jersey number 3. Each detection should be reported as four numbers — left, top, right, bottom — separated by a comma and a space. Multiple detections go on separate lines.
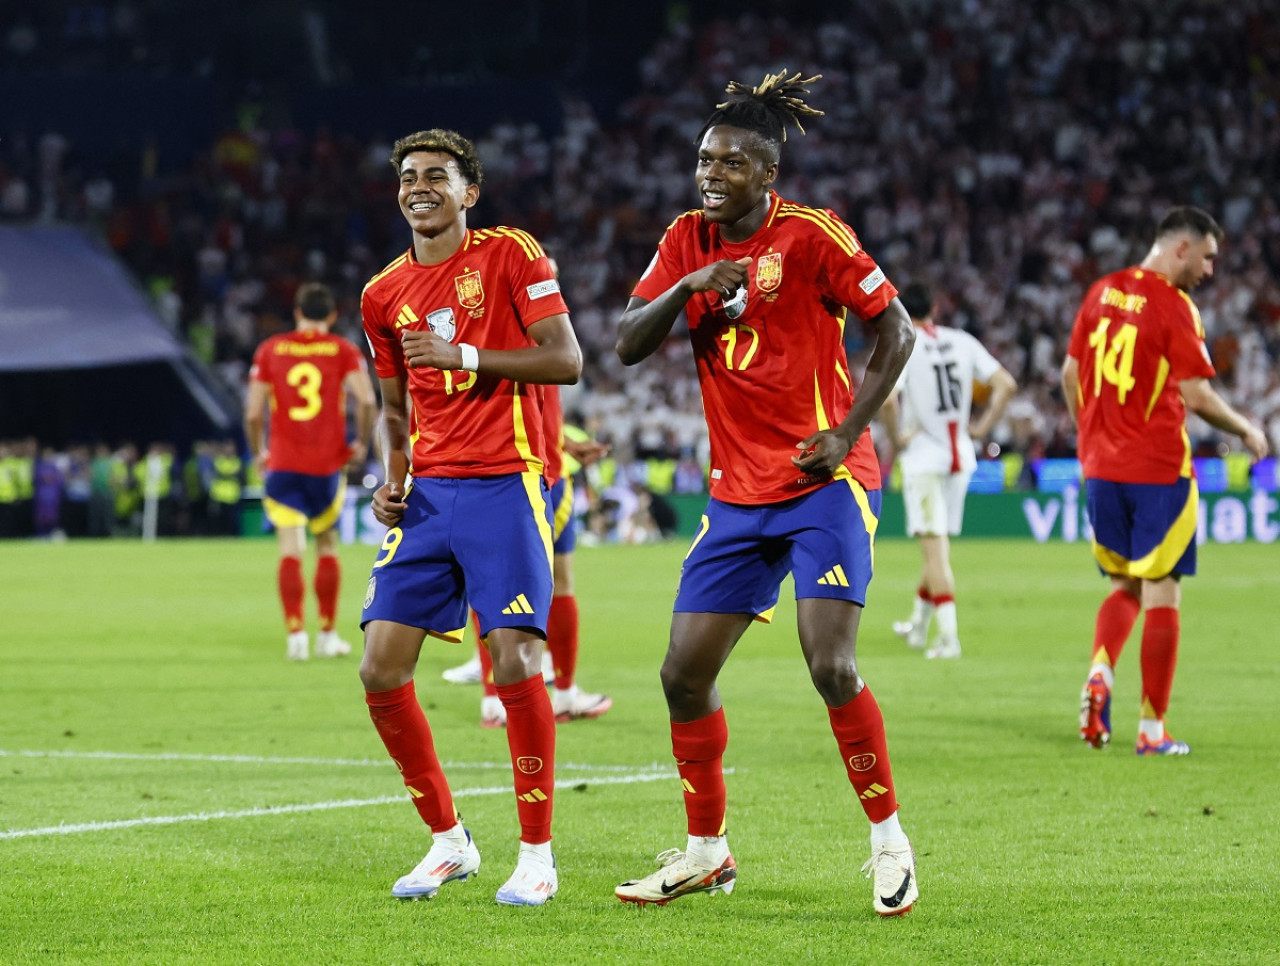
1087, 316, 1137, 404
286, 362, 323, 421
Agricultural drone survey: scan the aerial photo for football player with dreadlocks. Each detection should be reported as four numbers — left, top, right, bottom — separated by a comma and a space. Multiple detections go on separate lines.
613, 71, 920, 916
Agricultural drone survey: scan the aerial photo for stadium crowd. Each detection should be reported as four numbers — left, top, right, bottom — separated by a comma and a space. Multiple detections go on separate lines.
4, 0, 1280, 539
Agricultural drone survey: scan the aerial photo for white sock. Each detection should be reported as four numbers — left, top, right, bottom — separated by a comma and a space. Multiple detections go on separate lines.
686, 834, 730, 865
870, 811, 908, 847
434, 822, 468, 847
1138, 718, 1164, 743
934, 600, 958, 641
910, 594, 934, 628
519, 840, 554, 864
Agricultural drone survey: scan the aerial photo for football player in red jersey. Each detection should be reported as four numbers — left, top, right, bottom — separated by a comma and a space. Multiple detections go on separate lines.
612, 72, 919, 916
358, 129, 582, 906
245, 282, 376, 661
1063, 206, 1267, 756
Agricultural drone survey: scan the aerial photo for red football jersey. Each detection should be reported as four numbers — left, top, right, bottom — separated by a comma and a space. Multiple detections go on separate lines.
632, 192, 897, 504
362, 228, 569, 478
249, 330, 366, 474
1067, 266, 1216, 483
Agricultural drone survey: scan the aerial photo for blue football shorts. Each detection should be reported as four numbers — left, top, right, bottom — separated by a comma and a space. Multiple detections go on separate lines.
674, 478, 882, 621
549, 476, 576, 555
1085, 476, 1198, 579
263, 470, 346, 534
360, 473, 554, 641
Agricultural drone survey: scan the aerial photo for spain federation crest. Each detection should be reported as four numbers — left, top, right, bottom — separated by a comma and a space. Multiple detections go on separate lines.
756, 252, 783, 292
426, 307, 456, 342
454, 270, 484, 310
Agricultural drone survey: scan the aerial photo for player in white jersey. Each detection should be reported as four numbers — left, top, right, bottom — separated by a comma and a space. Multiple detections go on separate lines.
879, 283, 1016, 658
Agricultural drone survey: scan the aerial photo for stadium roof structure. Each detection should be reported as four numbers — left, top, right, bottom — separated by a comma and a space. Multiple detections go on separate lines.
0, 225, 239, 448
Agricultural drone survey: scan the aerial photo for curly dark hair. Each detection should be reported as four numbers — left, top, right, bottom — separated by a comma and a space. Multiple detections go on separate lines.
390, 129, 484, 186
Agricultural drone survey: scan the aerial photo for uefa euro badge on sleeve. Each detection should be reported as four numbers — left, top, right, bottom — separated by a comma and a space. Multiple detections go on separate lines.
427, 308, 456, 342
723, 284, 748, 320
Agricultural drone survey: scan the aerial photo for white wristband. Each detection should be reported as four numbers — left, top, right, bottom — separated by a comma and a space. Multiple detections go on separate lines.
458, 343, 479, 372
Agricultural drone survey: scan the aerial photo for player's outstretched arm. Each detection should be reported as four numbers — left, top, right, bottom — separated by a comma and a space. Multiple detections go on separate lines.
399, 314, 581, 385
615, 258, 752, 365
794, 297, 915, 476
1181, 377, 1270, 461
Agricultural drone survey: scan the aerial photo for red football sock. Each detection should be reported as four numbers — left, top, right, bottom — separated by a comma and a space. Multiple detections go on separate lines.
1140, 607, 1180, 719
546, 594, 579, 690
497, 674, 557, 842
916, 585, 930, 602
475, 612, 498, 698
1091, 588, 1141, 668
314, 554, 340, 632
828, 686, 900, 823
671, 708, 729, 837
277, 556, 305, 633
365, 681, 456, 833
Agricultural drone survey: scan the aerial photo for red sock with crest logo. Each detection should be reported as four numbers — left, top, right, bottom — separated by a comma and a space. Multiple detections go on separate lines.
497, 674, 556, 842
828, 686, 899, 823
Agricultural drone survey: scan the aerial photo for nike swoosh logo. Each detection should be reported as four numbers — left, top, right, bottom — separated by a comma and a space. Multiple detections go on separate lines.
660, 875, 698, 895
879, 871, 912, 908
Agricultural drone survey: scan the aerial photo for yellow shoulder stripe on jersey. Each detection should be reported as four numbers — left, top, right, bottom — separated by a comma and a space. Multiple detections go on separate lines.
476, 226, 545, 261
776, 205, 860, 257
1177, 289, 1206, 338
362, 253, 410, 295
763, 192, 783, 228
1145, 356, 1170, 421
667, 209, 703, 232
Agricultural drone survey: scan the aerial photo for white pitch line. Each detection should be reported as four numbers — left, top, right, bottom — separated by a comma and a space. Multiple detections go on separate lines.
0, 769, 690, 841
0, 749, 664, 773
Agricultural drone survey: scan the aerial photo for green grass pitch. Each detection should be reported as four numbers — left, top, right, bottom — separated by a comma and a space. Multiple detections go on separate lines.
1, 536, 1277, 965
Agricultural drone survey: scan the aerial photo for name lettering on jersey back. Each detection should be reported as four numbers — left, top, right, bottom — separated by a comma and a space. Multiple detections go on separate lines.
1100, 287, 1148, 314
273, 342, 340, 357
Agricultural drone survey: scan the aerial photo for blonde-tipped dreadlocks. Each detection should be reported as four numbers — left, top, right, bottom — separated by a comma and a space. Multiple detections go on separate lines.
698, 69, 824, 155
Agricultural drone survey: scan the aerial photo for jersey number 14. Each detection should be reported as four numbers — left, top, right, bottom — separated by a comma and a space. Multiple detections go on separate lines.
1087, 316, 1137, 404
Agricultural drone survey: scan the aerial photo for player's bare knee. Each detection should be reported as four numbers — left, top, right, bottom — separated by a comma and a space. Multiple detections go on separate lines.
359, 652, 411, 692
808, 658, 860, 707
659, 662, 708, 713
